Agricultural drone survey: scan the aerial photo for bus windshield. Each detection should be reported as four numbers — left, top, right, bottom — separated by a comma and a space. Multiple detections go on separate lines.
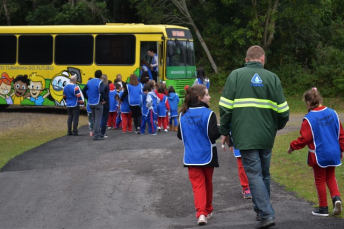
166, 40, 195, 79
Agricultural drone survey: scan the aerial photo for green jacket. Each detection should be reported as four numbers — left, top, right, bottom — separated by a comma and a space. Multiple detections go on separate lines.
219, 61, 289, 150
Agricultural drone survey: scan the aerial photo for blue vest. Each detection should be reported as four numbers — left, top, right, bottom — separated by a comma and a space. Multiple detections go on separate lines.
180, 107, 215, 165
119, 91, 130, 113
168, 93, 179, 111
109, 90, 117, 112
140, 65, 153, 80
127, 83, 142, 106
305, 107, 342, 167
141, 94, 149, 116
63, 84, 78, 107
87, 78, 102, 105
198, 78, 210, 89
148, 92, 158, 114
157, 95, 167, 117
233, 147, 241, 157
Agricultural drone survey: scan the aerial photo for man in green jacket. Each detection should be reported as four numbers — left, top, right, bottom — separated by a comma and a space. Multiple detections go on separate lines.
219, 45, 289, 229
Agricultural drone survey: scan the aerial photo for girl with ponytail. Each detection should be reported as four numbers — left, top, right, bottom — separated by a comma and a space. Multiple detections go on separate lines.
288, 87, 344, 216
177, 84, 221, 225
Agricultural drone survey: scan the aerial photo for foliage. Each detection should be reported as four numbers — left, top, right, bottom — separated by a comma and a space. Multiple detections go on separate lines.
1, 0, 344, 96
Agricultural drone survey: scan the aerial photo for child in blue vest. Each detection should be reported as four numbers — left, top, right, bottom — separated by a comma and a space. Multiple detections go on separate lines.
107, 83, 118, 129
157, 86, 170, 132
288, 87, 344, 216
140, 84, 158, 135
119, 83, 132, 133
167, 86, 180, 132
177, 84, 221, 225
192, 67, 210, 89
115, 94, 122, 129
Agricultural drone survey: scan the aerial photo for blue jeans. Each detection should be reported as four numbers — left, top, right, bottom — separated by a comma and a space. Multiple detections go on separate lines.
240, 149, 274, 220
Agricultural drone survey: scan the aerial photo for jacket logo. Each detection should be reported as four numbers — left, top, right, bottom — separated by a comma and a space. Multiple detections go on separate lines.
251, 73, 263, 87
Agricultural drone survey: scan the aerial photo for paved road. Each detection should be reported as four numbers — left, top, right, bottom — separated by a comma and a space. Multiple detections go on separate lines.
0, 122, 343, 229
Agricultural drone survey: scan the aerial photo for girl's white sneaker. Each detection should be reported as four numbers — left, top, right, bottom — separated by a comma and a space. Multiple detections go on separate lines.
197, 215, 207, 225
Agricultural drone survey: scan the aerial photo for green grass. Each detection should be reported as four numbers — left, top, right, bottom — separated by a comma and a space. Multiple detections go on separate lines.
0, 114, 88, 169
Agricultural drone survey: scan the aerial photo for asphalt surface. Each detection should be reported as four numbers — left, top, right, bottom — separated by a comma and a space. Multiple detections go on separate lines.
0, 123, 344, 229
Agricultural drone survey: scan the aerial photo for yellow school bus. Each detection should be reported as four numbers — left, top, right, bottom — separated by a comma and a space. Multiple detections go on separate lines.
0, 24, 196, 107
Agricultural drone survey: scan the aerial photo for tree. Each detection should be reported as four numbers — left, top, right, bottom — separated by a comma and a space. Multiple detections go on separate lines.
172, 0, 218, 73
2, 0, 11, 25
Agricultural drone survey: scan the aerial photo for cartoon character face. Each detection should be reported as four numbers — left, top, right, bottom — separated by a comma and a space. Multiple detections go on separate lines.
29, 81, 43, 99
0, 83, 11, 95
49, 71, 71, 105
13, 80, 29, 97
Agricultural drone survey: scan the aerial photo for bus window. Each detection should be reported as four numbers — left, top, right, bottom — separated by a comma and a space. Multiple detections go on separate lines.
167, 40, 186, 67
55, 35, 93, 65
186, 41, 195, 66
0, 35, 16, 64
95, 35, 135, 65
18, 35, 53, 65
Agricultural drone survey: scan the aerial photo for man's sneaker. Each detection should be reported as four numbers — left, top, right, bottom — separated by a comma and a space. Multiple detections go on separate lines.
157, 127, 161, 131
255, 217, 275, 229
256, 212, 262, 221
149, 132, 157, 135
333, 196, 342, 215
312, 206, 329, 216
107, 127, 112, 129
103, 134, 108, 138
164, 129, 168, 132
197, 215, 207, 225
93, 136, 105, 140
206, 213, 213, 220
243, 189, 252, 199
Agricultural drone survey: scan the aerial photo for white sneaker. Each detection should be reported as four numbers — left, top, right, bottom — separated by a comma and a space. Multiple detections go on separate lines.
206, 213, 212, 220
107, 127, 112, 130
164, 129, 168, 132
197, 215, 207, 225
157, 127, 161, 131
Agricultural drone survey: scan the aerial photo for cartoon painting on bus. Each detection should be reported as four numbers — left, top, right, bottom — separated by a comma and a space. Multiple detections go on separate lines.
0, 67, 84, 106
0, 72, 14, 104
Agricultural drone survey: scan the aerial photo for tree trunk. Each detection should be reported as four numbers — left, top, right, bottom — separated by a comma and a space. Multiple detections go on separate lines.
171, 0, 219, 73
3, 1, 11, 25
263, 0, 278, 49
191, 21, 218, 73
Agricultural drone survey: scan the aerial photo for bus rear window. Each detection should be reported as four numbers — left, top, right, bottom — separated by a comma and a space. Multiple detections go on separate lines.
0, 35, 16, 64
55, 35, 94, 65
95, 35, 135, 65
18, 35, 53, 65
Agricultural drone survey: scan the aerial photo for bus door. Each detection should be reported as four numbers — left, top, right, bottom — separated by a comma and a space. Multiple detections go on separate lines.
140, 41, 163, 82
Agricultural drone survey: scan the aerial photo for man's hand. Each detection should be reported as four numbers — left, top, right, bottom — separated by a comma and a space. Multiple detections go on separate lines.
287, 147, 294, 154
221, 135, 229, 151
102, 101, 106, 104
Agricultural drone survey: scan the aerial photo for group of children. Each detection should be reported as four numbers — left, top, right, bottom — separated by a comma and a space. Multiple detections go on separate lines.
87, 77, 180, 136
140, 80, 180, 135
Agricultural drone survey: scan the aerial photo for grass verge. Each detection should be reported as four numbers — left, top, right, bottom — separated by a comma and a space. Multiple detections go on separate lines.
0, 113, 88, 169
